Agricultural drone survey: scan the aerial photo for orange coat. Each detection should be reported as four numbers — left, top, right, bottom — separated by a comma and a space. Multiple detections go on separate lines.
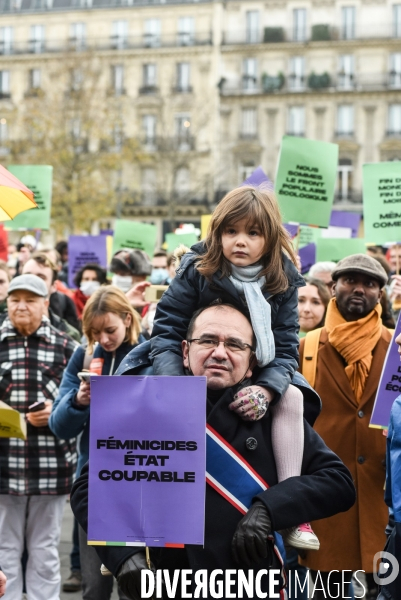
299, 326, 391, 572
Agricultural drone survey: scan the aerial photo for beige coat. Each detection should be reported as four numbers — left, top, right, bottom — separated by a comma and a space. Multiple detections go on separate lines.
299, 326, 391, 572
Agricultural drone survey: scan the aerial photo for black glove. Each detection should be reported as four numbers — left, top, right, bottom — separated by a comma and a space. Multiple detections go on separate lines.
232, 501, 273, 567
116, 552, 154, 600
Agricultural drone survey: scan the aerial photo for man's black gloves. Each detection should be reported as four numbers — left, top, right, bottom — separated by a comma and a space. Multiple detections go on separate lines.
116, 552, 154, 600
232, 501, 273, 566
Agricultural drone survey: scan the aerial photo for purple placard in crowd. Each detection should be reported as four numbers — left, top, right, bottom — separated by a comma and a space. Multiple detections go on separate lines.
283, 223, 299, 239
330, 211, 361, 238
100, 229, 114, 236
298, 243, 316, 275
242, 166, 274, 190
370, 314, 401, 428
68, 235, 108, 288
88, 376, 206, 546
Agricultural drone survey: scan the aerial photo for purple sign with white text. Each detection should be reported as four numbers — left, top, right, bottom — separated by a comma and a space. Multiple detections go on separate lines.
299, 243, 316, 275
330, 211, 361, 238
88, 376, 207, 546
370, 315, 400, 428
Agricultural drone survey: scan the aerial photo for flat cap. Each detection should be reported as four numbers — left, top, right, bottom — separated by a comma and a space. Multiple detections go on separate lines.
331, 254, 388, 288
8, 274, 48, 297
110, 249, 152, 277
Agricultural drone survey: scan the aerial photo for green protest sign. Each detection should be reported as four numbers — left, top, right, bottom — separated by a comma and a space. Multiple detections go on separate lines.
275, 136, 338, 227
5, 166, 52, 230
316, 238, 366, 262
299, 226, 322, 248
363, 162, 401, 244
165, 233, 198, 252
112, 220, 157, 259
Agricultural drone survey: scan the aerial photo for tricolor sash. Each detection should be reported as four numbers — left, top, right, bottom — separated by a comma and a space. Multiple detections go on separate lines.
206, 424, 287, 596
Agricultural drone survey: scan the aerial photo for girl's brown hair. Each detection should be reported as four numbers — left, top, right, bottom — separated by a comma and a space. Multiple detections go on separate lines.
197, 186, 297, 294
82, 286, 141, 353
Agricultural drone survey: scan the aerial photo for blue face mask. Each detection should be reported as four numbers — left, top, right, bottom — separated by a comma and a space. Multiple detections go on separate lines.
150, 268, 169, 285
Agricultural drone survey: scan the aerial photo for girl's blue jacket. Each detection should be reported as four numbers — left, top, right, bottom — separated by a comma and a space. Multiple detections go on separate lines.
49, 339, 144, 476
150, 242, 305, 401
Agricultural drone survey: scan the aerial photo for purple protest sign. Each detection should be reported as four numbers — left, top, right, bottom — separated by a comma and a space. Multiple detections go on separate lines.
298, 243, 316, 275
283, 223, 299, 239
330, 211, 361, 238
242, 166, 274, 190
68, 235, 108, 288
88, 376, 206, 547
370, 315, 401, 428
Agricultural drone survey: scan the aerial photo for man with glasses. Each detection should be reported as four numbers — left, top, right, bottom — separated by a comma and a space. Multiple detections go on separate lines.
71, 303, 355, 600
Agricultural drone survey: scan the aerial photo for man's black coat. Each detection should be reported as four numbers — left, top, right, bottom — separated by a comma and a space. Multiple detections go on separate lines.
71, 378, 355, 598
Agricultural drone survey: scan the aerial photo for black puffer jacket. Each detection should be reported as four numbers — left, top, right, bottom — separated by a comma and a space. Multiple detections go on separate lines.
150, 242, 305, 401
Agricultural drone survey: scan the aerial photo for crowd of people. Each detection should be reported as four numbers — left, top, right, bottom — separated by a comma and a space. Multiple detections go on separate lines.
0, 186, 401, 599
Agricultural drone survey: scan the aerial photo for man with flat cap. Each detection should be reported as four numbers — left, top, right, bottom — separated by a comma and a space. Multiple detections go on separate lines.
0, 274, 77, 600
299, 254, 391, 599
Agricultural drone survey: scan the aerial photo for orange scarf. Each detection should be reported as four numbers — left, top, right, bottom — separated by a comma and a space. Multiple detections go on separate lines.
325, 298, 382, 401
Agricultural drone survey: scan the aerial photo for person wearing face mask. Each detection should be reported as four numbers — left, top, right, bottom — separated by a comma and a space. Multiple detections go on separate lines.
49, 286, 145, 600
72, 263, 108, 319
110, 249, 152, 297
150, 250, 170, 285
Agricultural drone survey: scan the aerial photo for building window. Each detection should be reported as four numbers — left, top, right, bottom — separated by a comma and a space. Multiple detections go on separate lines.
242, 58, 257, 91
71, 68, 83, 92
142, 114, 157, 146
289, 56, 305, 91
0, 118, 8, 146
141, 167, 157, 206
246, 11, 260, 43
111, 65, 124, 95
144, 19, 161, 48
70, 23, 86, 50
143, 64, 157, 88
293, 8, 307, 42
29, 68, 41, 90
337, 158, 353, 200
338, 55, 354, 90
176, 63, 191, 92
70, 118, 81, 140
341, 6, 355, 40
177, 17, 194, 46
288, 106, 305, 136
0, 27, 13, 55
239, 163, 256, 183
112, 20, 128, 50
30, 25, 44, 54
240, 107, 257, 138
388, 104, 401, 135
394, 4, 401, 37
174, 167, 190, 199
337, 104, 354, 136
389, 53, 401, 88
175, 114, 191, 149
112, 124, 123, 151
0, 71, 10, 98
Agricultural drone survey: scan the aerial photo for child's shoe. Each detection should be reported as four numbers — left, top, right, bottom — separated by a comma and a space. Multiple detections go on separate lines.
282, 523, 320, 550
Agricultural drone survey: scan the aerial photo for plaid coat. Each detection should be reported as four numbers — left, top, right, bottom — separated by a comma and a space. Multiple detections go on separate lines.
0, 316, 78, 495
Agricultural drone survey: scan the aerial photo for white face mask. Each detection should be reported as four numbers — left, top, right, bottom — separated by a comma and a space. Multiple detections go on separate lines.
112, 275, 133, 292
80, 280, 100, 297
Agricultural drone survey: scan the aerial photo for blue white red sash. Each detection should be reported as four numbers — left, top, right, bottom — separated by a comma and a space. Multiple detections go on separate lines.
206, 424, 287, 598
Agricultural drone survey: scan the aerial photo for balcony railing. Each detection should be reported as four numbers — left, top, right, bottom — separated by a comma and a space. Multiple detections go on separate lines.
222, 23, 401, 45
0, 0, 211, 11
141, 134, 195, 152
0, 32, 212, 54
138, 85, 159, 95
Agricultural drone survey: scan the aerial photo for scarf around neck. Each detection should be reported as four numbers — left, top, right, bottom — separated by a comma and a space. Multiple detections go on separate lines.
229, 263, 275, 367
325, 297, 382, 401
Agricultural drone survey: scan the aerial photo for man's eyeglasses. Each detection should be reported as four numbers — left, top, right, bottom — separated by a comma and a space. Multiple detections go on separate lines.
187, 338, 254, 353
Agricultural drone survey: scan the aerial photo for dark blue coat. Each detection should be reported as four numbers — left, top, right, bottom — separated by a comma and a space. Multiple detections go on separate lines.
70, 349, 354, 598
150, 242, 305, 401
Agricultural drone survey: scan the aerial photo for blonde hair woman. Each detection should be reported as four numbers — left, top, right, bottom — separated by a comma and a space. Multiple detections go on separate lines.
49, 286, 143, 600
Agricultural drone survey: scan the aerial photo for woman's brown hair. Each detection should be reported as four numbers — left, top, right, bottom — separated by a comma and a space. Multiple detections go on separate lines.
197, 186, 297, 294
82, 286, 141, 353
